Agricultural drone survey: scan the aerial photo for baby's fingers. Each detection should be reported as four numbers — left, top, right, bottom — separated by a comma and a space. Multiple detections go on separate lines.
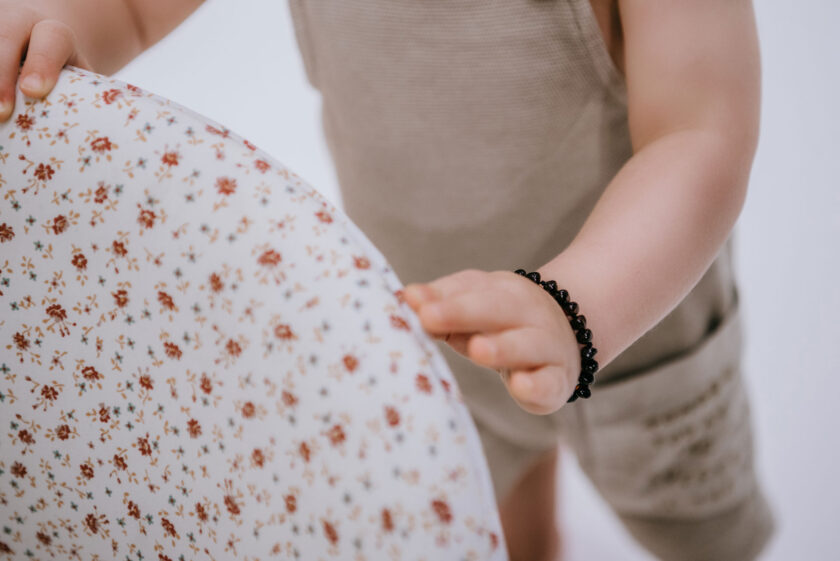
507, 365, 574, 416
19, 19, 82, 98
0, 11, 36, 120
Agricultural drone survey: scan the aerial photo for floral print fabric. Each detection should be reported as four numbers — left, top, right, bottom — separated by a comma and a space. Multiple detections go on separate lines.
0, 66, 506, 560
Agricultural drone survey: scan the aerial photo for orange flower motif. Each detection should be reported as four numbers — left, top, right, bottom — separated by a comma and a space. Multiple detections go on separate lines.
416, 374, 433, 394
51, 214, 69, 235
342, 354, 358, 372
284, 494, 297, 513
224, 495, 240, 516
137, 208, 156, 229
34, 163, 55, 182
390, 315, 410, 331
431, 499, 453, 524
215, 176, 237, 195
254, 159, 270, 173
326, 424, 346, 446
90, 136, 113, 153
16, 113, 34, 130
199, 373, 213, 394
251, 448, 265, 467
112, 289, 129, 308
208, 272, 224, 293
281, 390, 298, 407
257, 249, 282, 267
71, 252, 87, 270
163, 341, 182, 360
157, 291, 176, 311
384, 406, 400, 427
187, 419, 202, 438
322, 520, 339, 546
0, 223, 14, 242
161, 151, 179, 167
81, 365, 102, 381
13, 332, 29, 351
274, 323, 294, 340
241, 401, 256, 419
101, 88, 121, 104
353, 256, 370, 269
225, 338, 242, 357
382, 508, 394, 532
111, 240, 128, 257
315, 210, 333, 224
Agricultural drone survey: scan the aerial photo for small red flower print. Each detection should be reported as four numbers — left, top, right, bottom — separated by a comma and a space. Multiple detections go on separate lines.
431, 499, 453, 524
194, 502, 208, 522
382, 508, 394, 532
0, 543, 11, 554
40, 384, 59, 402
112, 289, 129, 308
84, 512, 106, 534
199, 373, 213, 394
79, 462, 94, 480
161, 151, 179, 167
157, 291, 176, 311
299, 442, 311, 462
163, 341, 182, 360
390, 315, 410, 331
326, 424, 346, 446
71, 252, 88, 270
15, 113, 34, 130
36, 532, 51, 546
215, 176, 237, 196
490, 532, 500, 550
284, 494, 297, 513
186, 418, 202, 438
257, 249, 282, 267
353, 255, 370, 269
13, 332, 30, 351
440, 379, 452, 393
225, 338, 242, 357
416, 374, 433, 394
251, 448, 265, 468
274, 323, 294, 340
139, 374, 154, 391
101, 88, 122, 104
384, 406, 400, 427
322, 520, 339, 546
127, 501, 141, 519
208, 272, 224, 293
137, 207, 156, 229
206, 124, 229, 138
254, 159, 270, 173
81, 365, 102, 381
98, 405, 111, 423
159, 555, 173, 561
224, 495, 241, 516
0, 223, 14, 242
281, 390, 298, 407
55, 424, 71, 440
137, 434, 153, 457
113, 453, 127, 471
18, 429, 34, 445
112, 240, 128, 257
34, 163, 54, 182
50, 214, 69, 235
90, 136, 113, 153
241, 401, 256, 419
342, 354, 358, 373
315, 210, 333, 224
10, 462, 27, 478
93, 183, 109, 203
161, 517, 178, 538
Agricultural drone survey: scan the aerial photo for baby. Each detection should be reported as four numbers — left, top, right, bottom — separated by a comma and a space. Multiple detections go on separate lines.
0, 1, 774, 559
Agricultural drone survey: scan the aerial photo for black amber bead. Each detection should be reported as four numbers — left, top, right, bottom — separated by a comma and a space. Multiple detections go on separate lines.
514, 269, 527, 276
543, 280, 557, 293
581, 357, 599, 374
563, 301, 579, 315
575, 328, 592, 344
554, 289, 569, 304
581, 343, 598, 360
575, 384, 592, 399
526, 271, 541, 284
579, 371, 595, 385
567, 391, 579, 403
570, 315, 586, 331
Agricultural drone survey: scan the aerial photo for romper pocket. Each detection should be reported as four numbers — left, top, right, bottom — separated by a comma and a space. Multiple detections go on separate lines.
573, 303, 763, 520
567, 0, 628, 106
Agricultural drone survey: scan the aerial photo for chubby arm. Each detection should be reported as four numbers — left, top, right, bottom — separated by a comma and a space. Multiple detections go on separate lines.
538, 0, 762, 369
0, 0, 203, 119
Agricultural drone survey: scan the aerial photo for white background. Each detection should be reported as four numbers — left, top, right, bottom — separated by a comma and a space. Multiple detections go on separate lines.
114, 1, 840, 559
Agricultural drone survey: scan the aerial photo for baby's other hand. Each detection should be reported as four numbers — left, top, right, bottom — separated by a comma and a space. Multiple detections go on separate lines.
404, 269, 581, 415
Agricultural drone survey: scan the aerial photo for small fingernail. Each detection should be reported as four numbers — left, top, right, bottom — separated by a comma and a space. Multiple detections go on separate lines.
21, 73, 44, 94
0, 101, 10, 117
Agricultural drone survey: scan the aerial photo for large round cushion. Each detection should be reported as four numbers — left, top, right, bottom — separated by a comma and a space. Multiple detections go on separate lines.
0, 66, 506, 560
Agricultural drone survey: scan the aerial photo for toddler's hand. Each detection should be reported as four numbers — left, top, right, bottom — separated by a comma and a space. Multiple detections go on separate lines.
0, 2, 93, 121
404, 269, 581, 415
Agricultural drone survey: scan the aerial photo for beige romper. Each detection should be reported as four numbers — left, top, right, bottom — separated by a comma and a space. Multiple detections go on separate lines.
288, 1, 775, 558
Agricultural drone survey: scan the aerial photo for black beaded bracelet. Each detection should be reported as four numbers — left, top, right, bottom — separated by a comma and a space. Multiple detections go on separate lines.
513, 269, 599, 403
